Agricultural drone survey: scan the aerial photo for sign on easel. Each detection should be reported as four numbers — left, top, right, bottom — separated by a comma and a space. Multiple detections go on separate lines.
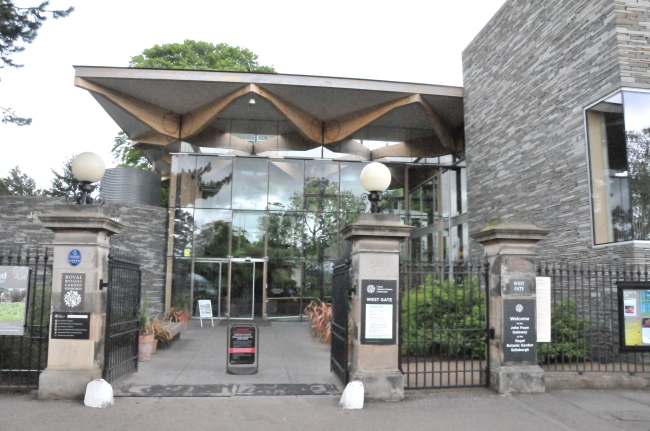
227, 324, 258, 375
197, 300, 214, 327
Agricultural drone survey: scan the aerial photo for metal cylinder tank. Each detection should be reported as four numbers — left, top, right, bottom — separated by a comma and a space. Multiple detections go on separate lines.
100, 167, 161, 206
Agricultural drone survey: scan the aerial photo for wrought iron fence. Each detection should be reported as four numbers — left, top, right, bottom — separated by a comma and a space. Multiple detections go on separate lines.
330, 258, 350, 386
103, 248, 141, 383
537, 259, 650, 373
0, 247, 52, 389
399, 259, 490, 389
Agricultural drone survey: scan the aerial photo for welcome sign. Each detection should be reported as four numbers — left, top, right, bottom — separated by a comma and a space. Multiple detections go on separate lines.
0, 266, 30, 336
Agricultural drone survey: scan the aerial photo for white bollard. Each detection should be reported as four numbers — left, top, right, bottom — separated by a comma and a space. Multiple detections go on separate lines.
84, 379, 114, 408
339, 380, 364, 409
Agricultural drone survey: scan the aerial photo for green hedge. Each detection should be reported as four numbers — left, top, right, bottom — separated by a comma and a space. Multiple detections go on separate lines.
537, 301, 591, 364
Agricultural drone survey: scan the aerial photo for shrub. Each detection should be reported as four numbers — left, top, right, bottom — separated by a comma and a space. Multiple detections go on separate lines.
401, 275, 486, 359
537, 301, 591, 364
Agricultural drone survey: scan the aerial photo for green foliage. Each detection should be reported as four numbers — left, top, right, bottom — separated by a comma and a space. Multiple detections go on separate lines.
129, 40, 276, 73
0, 301, 25, 320
0, 166, 42, 195
401, 275, 486, 359
111, 131, 152, 170
537, 302, 591, 364
1, 1, 74, 125
46, 154, 78, 197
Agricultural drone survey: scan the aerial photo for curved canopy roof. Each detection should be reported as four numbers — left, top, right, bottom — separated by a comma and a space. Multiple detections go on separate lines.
74, 66, 464, 174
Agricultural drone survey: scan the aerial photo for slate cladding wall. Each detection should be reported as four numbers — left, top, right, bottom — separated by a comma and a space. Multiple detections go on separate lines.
0, 196, 167, 312
463, 0, 650, 259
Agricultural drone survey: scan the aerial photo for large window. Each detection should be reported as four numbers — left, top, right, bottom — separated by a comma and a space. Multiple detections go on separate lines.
587, 91, 650, 244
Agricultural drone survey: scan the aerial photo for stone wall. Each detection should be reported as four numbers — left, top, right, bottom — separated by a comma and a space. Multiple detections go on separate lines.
463, 0, 650, 259
0, 196, 167, 312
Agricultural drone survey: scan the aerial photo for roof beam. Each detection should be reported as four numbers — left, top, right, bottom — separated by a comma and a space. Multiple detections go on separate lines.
75, 77, 180, 139
370, 135, 448, 159
412, 94, 455, 152
180, 86, 249, 139
254, 131, 319, 154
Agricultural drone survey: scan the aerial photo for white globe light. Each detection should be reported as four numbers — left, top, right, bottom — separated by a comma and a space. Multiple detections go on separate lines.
71, 152, 106, 183
360, 162, 391, 192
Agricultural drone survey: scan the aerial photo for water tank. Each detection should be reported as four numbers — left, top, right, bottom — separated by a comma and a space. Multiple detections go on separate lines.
100, 167, 161, 206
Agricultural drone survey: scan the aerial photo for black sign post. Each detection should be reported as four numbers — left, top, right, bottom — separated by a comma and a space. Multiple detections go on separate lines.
51, 312, 91, 340
360, 279, 397, 346
227, 324, 258, 375
503, 299, 536, 362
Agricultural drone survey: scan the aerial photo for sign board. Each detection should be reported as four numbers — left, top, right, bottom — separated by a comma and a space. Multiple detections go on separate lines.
536, 277, 551, 342
503, 298, 537, 362
0, 266, 30, 336
68, 249, 82, 266
60, 273, 85, 311
617, 282, 650, 351
360, 279, 397, 345
197, 299, 214, 327
227, 324, 258, 375
51, 312, 91, 340
501, 256, 536, 296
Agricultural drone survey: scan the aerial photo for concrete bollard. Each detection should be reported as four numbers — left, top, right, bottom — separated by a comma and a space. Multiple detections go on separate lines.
84, 379, 114, 408
339, 381, 364, 409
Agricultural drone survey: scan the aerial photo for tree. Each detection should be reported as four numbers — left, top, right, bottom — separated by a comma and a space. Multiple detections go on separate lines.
129, 40, 276, 73
111, 131, 151, 169
0, 166, 42, 195
46, 155, 77, 197
0, 1, 73, 125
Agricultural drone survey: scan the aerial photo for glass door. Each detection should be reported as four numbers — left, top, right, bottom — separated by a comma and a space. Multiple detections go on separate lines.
192, 259, 228, 318
229, 259, 265, 319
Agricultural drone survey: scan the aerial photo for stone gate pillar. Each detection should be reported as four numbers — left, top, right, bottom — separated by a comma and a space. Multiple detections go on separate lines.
38, 206, 123, 399
341, 214, 412, 401
472, 219, 549, 395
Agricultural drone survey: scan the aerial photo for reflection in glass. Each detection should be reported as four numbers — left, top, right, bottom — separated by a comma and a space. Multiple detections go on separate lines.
269, 160, 304, 210
192, 261, 227, 318
230, 261, 264, 318
232, 211, 266, 258
232, 158, 269, 210
267, 211, 303, 260
624, 91, 650, 240
195, 157, 232, 209
171, 258, 191, 308
173, 157, 197, 208
171, 208, 194, 257
304, 260, 333, 301
305, 160, 339, 211
193, 209, 232, 258
267, 259, 303, 318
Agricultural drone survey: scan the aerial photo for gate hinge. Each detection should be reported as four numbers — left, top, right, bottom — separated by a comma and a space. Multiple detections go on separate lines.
488, 328, 495, 340
99, 279, 109, 290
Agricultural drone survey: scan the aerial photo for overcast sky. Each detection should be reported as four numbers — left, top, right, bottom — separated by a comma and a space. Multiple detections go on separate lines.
1, 0, 507, 189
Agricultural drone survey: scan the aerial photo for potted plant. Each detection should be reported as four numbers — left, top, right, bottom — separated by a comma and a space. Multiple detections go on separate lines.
151, 317, 171, 352
167, 306, 190, 329
138, 297, 155, 362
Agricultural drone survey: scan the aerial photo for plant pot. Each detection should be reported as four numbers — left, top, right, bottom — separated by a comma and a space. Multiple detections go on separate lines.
182, 320, 189, 330
138, 334, 154, 362
151, 339, 158, 354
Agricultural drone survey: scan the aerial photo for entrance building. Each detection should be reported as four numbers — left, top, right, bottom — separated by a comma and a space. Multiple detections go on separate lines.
73, 67, 469, 316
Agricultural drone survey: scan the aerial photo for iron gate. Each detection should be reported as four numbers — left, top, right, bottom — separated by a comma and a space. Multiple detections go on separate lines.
103, 249, 141, 383
399, 259, 490, 389
0, 247, 52, 389
330, 258, 350, 385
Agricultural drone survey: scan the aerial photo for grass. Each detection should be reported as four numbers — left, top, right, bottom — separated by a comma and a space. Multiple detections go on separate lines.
0, 302, 26, 321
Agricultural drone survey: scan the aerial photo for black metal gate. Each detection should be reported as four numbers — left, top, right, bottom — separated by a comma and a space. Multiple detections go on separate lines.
0, 247, 52, 390
330, 258, 350, 385
399, 259, 490, 389
103, 249, 141, 383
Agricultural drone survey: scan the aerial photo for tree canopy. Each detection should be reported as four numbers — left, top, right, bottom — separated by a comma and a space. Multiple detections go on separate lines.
0, 166, 42, 195
129, 40, 275, 73
0, 1, 73, 125
46, 154, 78, 197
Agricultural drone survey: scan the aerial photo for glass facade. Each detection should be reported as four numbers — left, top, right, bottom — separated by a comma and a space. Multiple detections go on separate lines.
586, 90, 650, 244
169, 150, 468, 319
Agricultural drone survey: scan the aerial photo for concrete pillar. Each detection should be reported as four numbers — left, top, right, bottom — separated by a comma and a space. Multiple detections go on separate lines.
341, 214, 412, 401
472, 219, 549, 395
38, 206, 123, 399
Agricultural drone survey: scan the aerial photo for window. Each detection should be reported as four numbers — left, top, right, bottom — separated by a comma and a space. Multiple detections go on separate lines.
587, 91, 650, 244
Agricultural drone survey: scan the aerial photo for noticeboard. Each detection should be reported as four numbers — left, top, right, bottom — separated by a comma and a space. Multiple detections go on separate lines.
360, 279, 397, 346
51, 312, 91, 340
502, 298, 537, 362
618, 282, 650, 351
0, 266, 30, 336
227, 324, 258, 375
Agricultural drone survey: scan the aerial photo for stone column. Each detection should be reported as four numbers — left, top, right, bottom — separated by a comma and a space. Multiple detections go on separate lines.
38, 206, 123, 399
341, 214, 412, 401
472, 219, 549, 395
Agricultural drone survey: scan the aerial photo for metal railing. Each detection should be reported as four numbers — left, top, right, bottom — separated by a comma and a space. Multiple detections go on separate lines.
0, 247, 52, 389
537, 259, 650, 373
399, 259, 490, 389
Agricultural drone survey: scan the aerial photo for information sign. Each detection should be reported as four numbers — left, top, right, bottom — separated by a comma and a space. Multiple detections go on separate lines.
197, 299, 214, 327
0, 266, 30, 336
503, 298, 537, 362
227, 324, 258, 375
51, 312, 91, 340
60, 273, 85, 311
360, 279, 397, 345
617, 282, 650, 351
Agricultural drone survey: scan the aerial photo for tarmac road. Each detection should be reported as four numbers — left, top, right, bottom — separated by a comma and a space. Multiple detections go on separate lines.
5, 388, 650, 431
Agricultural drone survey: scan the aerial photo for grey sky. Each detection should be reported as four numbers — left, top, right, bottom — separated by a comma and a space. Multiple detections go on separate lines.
1, 0, 507, 188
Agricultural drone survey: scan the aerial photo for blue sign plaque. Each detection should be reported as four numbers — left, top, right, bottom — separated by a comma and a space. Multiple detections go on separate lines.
68, 249, 81, 266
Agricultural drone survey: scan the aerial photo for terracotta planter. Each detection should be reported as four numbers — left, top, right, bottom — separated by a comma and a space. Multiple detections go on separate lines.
138, 334, 154, 362
181, 319, 189, 330
151, 339, 158, 354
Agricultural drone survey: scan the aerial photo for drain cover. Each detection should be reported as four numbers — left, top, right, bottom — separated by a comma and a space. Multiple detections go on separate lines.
114, 383, 341, 397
